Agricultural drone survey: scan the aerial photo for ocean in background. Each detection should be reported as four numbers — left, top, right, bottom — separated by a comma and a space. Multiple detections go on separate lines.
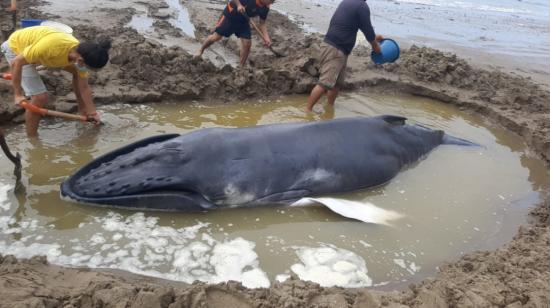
276, 0, 550, 85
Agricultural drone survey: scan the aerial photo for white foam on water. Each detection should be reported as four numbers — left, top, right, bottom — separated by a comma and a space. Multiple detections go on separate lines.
0, 183, 12, 211
0, 241, 63, 261
393, 258, 421, 275
165, 0, 196, 38
0, 212, 270, 288
275, 274, 291, 283
0, 216, 12, 231
288, 245, 372, 287
208, 238, 269, 288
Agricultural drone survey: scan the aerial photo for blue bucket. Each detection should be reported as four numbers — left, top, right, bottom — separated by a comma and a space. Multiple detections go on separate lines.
371, 39, 400, 65
21, 19, 45, 28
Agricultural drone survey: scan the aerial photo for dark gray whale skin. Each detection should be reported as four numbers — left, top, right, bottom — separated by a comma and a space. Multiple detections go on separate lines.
60, 115, 477, 211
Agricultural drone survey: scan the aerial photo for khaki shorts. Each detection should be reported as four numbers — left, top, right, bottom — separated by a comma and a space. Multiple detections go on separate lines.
1, 41, 48, 96
318, 42, 348, 90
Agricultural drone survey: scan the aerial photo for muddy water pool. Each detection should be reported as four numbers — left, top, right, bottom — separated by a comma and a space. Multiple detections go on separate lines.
0, 91, 549, 289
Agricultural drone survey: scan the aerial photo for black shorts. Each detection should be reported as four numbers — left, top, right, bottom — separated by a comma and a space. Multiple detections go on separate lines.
214, 15, 251, 39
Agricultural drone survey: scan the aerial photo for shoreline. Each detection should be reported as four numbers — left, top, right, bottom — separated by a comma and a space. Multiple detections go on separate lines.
1, 0, 550, 306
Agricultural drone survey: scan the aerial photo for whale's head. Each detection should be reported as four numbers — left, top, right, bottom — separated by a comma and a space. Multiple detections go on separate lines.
61, 134, 215, 211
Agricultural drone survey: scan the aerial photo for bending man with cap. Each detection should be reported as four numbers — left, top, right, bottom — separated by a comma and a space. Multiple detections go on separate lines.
196, 0, 274, 66
307, 0, 383, 111
1, 26, 111, 136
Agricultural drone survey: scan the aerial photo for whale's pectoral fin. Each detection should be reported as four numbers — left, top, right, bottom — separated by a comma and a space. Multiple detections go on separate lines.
380, 115, 407, 125
291, 197, 403, 225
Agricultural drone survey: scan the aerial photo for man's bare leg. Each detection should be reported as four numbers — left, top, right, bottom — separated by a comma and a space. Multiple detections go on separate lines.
306, 85, 327, 111
326, 87, 339, 106
239, 38, 252, 66
197, 33, 223, 58
25, 92, 48, 137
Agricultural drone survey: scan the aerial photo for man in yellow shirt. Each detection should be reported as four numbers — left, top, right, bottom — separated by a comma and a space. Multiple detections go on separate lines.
1, 26, 112, 136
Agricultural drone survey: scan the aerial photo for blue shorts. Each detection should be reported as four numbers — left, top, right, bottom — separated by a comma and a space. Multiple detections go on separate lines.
214, 15, 251, 40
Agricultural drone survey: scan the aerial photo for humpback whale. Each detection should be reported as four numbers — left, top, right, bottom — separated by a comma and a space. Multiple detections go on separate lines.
61, 115, 477, 212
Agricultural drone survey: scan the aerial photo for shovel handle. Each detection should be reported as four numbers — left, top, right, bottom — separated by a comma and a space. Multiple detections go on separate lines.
19, 100, 92, 122
242, 13, 285, 57
249, 19, 267, 43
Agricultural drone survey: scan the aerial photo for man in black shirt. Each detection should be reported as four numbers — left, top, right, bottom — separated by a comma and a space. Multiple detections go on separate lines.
196, 0, 274, 66
307, 0, 383, 111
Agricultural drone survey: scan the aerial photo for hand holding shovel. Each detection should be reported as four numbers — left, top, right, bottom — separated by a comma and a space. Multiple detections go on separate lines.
2, 74, 102, 124
241, 13, 286, 57
17, 99, 100, 124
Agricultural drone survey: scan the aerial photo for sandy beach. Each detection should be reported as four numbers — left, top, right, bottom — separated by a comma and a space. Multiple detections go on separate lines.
0, 0, 550, 306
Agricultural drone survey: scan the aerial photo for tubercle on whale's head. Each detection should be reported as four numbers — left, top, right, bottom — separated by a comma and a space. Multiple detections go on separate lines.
65, 134, 186, 199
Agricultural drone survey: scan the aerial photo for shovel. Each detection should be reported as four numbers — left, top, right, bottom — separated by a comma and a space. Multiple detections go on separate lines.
241, 13, 286, 57
18, 100, 99, 123
0, 128, 22, 183
1, 71, 99, 123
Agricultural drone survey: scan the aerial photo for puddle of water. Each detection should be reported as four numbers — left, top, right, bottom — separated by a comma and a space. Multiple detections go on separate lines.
125, 1, 230, 66
128, 15, 155, 36
0, 92, 549, 289
165, 0, 196, 38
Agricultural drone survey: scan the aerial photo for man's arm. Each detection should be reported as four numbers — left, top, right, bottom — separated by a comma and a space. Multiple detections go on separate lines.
234, 0, 246, 13
258, 18, 271, 47
10, 55, 28, 105
357, 4, 381, 54
64, 65, 100, 123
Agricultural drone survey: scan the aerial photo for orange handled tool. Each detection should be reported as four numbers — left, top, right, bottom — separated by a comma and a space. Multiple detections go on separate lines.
2, 76, 98, 123
19, 100, 95, 122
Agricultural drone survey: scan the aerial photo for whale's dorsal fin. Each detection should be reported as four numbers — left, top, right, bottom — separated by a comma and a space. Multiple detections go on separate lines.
381, 115, 407, 125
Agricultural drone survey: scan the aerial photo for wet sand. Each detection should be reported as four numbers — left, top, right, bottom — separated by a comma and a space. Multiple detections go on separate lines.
1, 0, 550, 306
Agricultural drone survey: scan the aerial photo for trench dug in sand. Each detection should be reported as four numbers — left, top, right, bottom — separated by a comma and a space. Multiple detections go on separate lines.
1, 90, 548, 289
1, 0, 550, 305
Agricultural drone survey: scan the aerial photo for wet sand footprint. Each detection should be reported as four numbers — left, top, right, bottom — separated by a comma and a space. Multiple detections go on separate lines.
206, 287, 253, 308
